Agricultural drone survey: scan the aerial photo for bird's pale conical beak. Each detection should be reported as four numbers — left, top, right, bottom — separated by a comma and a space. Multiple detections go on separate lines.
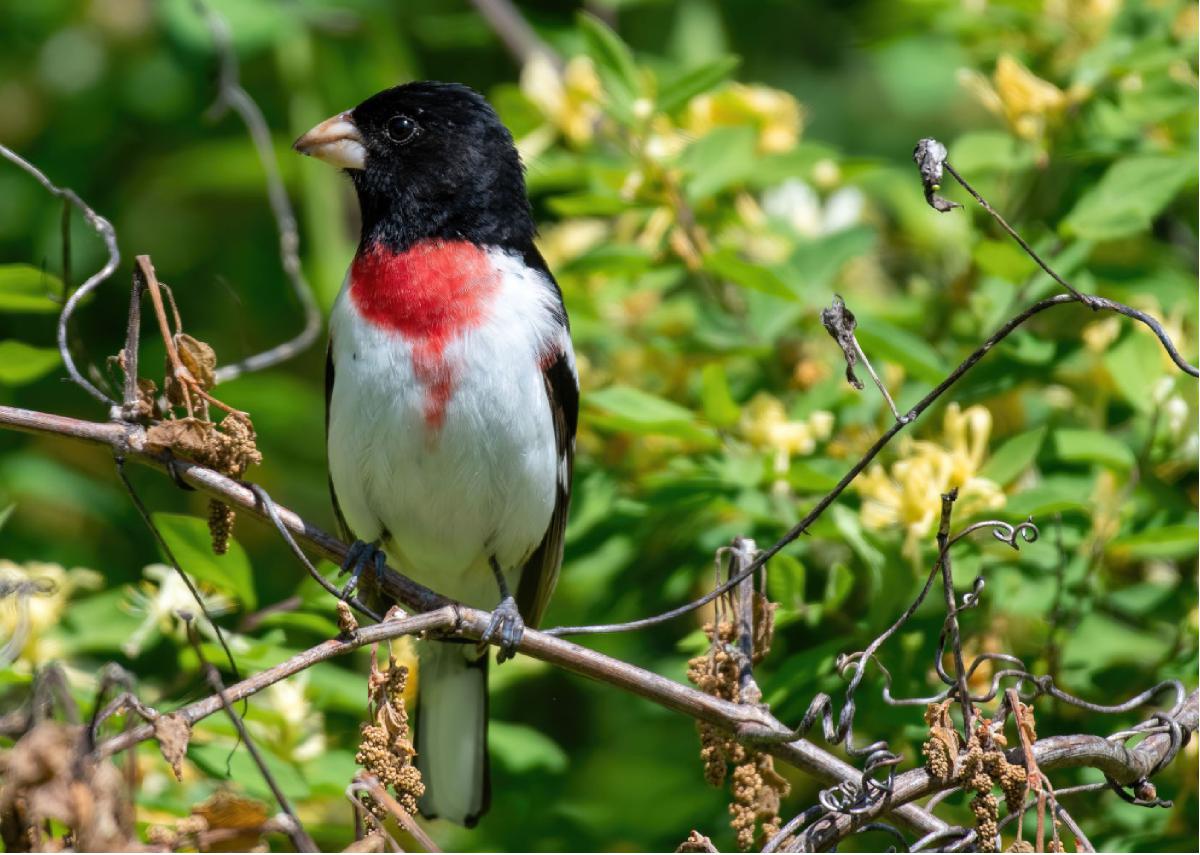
293, 110, 366, 169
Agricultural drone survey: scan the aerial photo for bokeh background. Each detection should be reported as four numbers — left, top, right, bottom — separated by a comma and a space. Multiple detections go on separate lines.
1, 0, 1197, 851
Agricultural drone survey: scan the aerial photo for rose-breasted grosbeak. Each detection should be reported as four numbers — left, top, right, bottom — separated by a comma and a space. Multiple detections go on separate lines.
294, 82, 577, 827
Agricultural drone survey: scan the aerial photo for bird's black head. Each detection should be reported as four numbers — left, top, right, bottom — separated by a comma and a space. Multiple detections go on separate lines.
294, 81, 533, 253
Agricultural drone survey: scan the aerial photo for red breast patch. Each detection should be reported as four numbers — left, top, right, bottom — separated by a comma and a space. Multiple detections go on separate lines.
350, 240, 501, 430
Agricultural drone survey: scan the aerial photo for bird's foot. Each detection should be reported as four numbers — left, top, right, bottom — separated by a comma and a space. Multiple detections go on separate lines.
338, 539, 385, 599
480, 595, 524, 664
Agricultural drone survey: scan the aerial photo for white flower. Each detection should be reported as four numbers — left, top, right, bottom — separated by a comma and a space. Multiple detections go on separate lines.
761, 179, 863, 238
122, 563, 234, 657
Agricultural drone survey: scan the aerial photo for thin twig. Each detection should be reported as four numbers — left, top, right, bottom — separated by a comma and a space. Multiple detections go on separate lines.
185, 618, 319, 853
191, 0, 321, 384
941, 160, 1096, 308
353, 776, 442, 852
113, 456, 241, 683
469, 0, 559, 67
138, 256, 194, 417
544, 291, 1198, 637
789, 690, 1198, 851
0, 144, 120, 408
937, 490, 975, 737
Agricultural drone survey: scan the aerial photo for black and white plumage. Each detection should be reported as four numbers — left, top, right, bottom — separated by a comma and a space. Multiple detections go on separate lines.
295, 82, 577, 827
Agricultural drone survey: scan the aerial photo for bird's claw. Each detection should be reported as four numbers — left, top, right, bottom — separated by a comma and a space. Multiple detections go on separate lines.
479, 595, 524, 664
338, 539, 385, 599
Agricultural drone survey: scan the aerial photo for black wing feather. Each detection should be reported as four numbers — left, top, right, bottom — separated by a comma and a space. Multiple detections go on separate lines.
515, 345, 578, 628
325, 342, 353, 542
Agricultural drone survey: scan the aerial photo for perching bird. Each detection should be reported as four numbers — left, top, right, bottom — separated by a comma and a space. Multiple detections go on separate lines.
294, 82, 577, 826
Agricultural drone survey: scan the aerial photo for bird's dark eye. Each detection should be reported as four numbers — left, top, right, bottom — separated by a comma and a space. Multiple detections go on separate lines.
385, 114, 420, 144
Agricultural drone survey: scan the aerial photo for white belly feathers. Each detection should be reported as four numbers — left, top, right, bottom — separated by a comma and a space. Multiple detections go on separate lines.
326, 248, 563, 608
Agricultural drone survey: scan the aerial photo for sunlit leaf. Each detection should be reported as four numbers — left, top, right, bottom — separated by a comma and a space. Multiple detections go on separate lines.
490, 721, 568, 774
587, 385, 715, 444
1052, 428, 1135, 471
578, 12, 641, 121
980, 426, 1046, 486
0, 341, 60, 385
702, 249, 795, 299
152, 512, 257, 609
656, 55, 740, 113
0, 264, 63, 313
1063, 155, 1196, 241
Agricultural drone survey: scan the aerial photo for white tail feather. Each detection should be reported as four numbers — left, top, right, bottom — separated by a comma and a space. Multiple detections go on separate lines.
416, 641, 489, 826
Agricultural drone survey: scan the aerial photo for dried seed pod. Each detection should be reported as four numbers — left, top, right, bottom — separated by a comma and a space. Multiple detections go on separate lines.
208, 499, 235, 554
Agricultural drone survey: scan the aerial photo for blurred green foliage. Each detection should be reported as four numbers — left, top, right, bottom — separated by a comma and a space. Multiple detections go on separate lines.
1, 0, 1197, 851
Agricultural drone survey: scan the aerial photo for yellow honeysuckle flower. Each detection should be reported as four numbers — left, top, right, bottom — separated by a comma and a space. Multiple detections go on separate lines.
0, 559, 101, 667
857, 404, 1005, 557
740, 393, 835, 472
960, 55, 1082, 148
994, 54, 1067, 142
520, 53, 602, 146
686, 83, 802, 153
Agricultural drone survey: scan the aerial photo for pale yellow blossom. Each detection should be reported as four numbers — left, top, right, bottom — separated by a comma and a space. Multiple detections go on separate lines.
0, 559, 101, 666
740, 393, 834, 472
686, 84, 802, 153
1082, 316, 1121, 352
856, 404, 1005, 557
520, 53, 602, 146
961, 54, 1082, 148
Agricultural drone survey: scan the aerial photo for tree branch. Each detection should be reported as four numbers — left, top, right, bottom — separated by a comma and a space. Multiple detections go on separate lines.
791, 690, 1198, 851
0, 403, 947, 838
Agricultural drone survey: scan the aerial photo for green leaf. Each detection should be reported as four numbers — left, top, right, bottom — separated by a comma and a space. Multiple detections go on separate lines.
656, 55, 740, 113
680, 126, 758, 199
489, 721, 568, 775
699, 363, 740, 426
702, 249, 794, 299
0, 341, 61, 385
187, 742, 310, 802
980, 426, 1046, 486
972, 239, 1036, 282
855, 320, 947, 384
300, 749, 359, 797
1060, 612, 1171, 673
1108, 523, 1199, 560
787, 227, 878, 300
948, 131, 1038, 174
1063, 155, 1196, 241
766, 552, 806, 610
152, 512, 257, 609
1105, 332, 1163, 413
1052, 429, 1135, 471
0, 264, 63, 313
0, 503, 12, 531
587, 386, 715, 444
823, 562, 853, 611
578, 13, 641, 121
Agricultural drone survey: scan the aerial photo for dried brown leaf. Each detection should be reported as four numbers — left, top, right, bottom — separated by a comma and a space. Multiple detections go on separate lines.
176, 333, 218, 390
153, 713, 192, 781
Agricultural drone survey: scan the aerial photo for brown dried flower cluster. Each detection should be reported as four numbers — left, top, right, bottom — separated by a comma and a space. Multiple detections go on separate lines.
355, 647, 424, 818
0, 721, 134, 852
921, 701, 1037, 853
686, 592, 786, 851
143, 410, 262, 554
